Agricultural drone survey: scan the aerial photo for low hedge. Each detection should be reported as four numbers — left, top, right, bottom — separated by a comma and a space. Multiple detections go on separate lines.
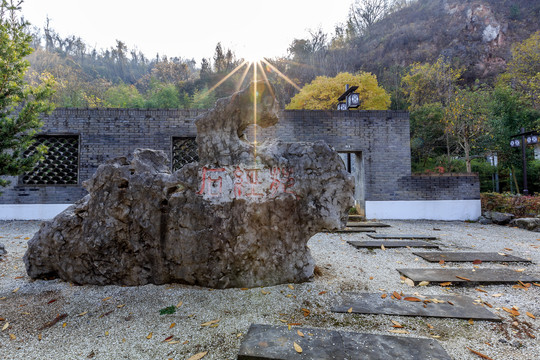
481, 192, 540, 218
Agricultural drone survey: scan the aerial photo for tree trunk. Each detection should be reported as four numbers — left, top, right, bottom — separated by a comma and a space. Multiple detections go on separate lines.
464, 139, 471, 173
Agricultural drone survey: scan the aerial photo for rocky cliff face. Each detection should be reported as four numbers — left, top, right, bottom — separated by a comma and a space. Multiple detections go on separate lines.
354, 0, 539, 82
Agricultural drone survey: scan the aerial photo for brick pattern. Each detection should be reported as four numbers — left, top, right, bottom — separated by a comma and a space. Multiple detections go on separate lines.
0, 108, 479, 204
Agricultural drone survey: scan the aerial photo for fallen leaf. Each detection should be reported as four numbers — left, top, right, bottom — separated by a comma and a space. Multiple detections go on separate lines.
39, 314, 67, 330
14, 276, 23, 279
187, 351, 208, 360
288, 284, 294, 290
168, 340, 180, 344
261, 290, 269, 295
440, 282, 452, 286
117, 304, 125, 308
9, 333, 16, 340
102, 297, 111, 301
369, 276, 374, 280
393, 291, 402, 300
427, 323, 434, 329
12, 287, 19, 293
404, 297, 421, 302
526, 312, 535, 319
472, 259, 482, 265
201, 319, 220, 327
456, 276, 471, 281
293, 342, 302, 353
240, 288, 249, 290
381, 293, 387, 299
279, 319, 287, 323
391, 320, 403, 328
105, 331, 109, 336
468, 319, 474, 325
38, 333, 42, 341
170, 323, 176, 329
47, 299, 57, 304
475, 288, 487, 293
418, 281, 429, 286
439, 260, 445, 265
62, 322, 67, 328
515, 269, 525, 273
176, 301, 183, 308
502, 307, 520, 316
447, 301, 454, 306
318, 291, 327, 295
347, 307, 353, 313
2, 322, 9, 331
389, 329, 409, 334
466, 347, 493, 360
504, 248, 513, 251
297, 330, 304, 337
163, 335, 173, 342
492, 293, 503, 297
381, 244, 386, 250
404, 278, 415, 287
146, 332, 153, 339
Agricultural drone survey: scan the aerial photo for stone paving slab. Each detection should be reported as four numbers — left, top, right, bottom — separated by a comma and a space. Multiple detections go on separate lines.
413, 252, 531, 263
368, 234, 438, 240
348, 240, 439, 249
237, 323, 452, 360
332, 293, 500, 321
397, 268, 540, 285
346, 222, 391, 228
334, 227, 377, 233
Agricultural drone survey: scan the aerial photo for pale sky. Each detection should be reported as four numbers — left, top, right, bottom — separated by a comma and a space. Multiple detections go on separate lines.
21, 0, 354, 63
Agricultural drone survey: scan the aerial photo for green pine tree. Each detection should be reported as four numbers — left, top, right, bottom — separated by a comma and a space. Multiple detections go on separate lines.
0, 0, 55, 189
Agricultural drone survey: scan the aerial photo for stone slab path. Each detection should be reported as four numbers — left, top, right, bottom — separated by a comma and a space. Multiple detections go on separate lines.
413, 251, 531, 263
334, 228, 377, 233
332, 293, 500, 321
397, 268, 540, 285
348, 240, 439, 249
368, 234, 438, 240
237, 324, 452, 360
346, 222, 391, 228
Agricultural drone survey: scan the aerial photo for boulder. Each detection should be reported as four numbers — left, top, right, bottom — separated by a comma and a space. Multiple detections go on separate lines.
484, 211, 514, 225
477, 216, 492, 225
509, 218, 540, 232
24, 82, 354, 288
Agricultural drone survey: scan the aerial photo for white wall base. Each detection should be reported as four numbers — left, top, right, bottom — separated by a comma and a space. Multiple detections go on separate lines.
365, 200, 481, 220
0, 204, 72, 220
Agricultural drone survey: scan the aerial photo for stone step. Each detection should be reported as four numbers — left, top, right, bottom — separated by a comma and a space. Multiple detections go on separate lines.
237, 324, 451, 360
347, 215, 365, 222
333, 228, 377, 233
346, 222, 391, 228
397, 268, 540, 285
348, 240, 439, 249
332, 293, 500, 321
413, 251, 531, 263
368, 234, 438, 240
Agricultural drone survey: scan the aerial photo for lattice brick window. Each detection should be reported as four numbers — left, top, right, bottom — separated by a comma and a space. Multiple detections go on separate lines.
20, 135, 79, 185
172, 137, 198, 171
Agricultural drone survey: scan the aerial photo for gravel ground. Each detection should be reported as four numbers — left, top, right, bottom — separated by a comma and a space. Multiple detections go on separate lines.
1, 219, 539, 359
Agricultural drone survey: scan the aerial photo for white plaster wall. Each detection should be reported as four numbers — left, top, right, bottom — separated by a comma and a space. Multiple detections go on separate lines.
366, 200, 481, 220
0, 204, 71, 220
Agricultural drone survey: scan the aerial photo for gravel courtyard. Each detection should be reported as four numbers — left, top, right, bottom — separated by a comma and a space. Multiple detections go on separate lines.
1, 219, 539, 359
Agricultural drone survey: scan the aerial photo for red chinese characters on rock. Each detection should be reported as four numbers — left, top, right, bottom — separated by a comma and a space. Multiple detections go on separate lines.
197, 166, 297, 199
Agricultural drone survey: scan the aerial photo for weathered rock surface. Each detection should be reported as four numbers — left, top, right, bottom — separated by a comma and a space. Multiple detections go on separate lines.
24, 82, 354, 288
509, 218, 540, 232
484, 211, 514, 225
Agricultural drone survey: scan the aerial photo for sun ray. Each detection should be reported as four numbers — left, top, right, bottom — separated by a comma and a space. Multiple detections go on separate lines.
206, 60, 249, 95
253, 62, 258, 158
257, 61, 276, 100
235, 61, 253, 93
261, 59, 301, 92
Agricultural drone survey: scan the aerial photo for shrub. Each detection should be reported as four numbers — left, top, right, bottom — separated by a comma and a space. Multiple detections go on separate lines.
481, 192, 540, 217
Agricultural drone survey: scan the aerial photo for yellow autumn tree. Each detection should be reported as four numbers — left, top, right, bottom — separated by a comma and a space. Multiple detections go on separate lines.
497, 31, 540, 110
285, 72, 390, 110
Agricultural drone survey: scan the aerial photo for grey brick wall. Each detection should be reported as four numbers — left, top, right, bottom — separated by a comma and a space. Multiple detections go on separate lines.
0, 108, 479, 204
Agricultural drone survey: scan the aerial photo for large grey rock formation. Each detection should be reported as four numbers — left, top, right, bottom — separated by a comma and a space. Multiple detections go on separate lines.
24, 82, 354, 288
